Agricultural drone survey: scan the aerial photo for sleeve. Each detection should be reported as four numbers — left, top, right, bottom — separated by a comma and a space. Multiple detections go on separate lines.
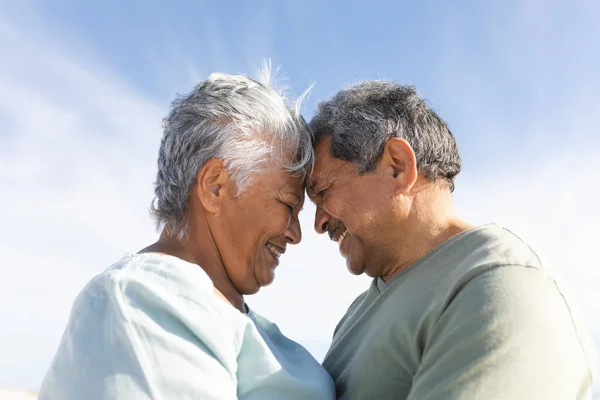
406, 265, 596, 400
38, 272, 240, 400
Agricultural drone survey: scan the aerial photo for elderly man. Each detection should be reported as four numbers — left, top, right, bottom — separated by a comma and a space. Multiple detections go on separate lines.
307, 81, 597, 399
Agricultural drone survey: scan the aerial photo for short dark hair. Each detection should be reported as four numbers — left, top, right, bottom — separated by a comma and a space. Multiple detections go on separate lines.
310, 81, 461, 191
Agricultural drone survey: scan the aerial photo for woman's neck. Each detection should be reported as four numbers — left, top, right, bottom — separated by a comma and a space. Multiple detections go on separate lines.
139, 226, 246, 313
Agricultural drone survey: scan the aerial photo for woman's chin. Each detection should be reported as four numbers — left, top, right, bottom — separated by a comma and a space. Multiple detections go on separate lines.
238, 264, 277, 295
239, 274, 273, 295
257, 268, 276, 289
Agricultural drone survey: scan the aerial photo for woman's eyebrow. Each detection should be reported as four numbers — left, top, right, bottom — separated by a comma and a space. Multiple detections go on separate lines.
285, 193, 301, 202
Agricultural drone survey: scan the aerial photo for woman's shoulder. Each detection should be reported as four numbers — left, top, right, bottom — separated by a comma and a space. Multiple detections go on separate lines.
75, 253, 250, 335
100, 252, 215, 299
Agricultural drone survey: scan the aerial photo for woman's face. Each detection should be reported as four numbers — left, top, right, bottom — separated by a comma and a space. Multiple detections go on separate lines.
217, 167, 305, 295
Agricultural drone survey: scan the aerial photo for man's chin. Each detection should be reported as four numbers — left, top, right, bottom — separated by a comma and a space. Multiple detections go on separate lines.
346, 258, 366, 276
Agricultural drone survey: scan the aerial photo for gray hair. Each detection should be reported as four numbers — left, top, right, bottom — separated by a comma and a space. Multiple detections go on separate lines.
310, 81, 461, 191
152, 62, 313, 238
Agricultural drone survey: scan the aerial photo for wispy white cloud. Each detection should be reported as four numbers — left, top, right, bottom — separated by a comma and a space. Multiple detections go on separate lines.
0, 18, 164, 390
0, 388, 37, 400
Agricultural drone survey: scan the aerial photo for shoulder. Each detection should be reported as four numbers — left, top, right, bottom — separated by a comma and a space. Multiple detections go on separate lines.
400, 225, 591, 349
383, 224, 547, 304
429, 224, 560, 310
433, 224, 547, 300
41, 255, 250, 399
71, 253, 250, 342
452, 224, 543, 270
436, 241, 595, 367
80, 253, 216, 305
429, 263, 596, 388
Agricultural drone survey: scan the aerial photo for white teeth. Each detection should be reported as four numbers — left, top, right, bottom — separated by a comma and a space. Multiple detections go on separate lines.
266, 243, 281, 258
337, 229, 348, 244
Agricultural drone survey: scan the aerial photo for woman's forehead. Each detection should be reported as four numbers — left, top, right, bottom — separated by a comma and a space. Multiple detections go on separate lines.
254, 168, 304, 193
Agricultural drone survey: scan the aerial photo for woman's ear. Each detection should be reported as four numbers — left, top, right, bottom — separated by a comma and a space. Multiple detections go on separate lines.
195, 158, 232, 214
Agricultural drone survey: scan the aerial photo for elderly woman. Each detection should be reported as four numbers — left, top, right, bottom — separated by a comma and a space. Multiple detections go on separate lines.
38, 67, 335, 399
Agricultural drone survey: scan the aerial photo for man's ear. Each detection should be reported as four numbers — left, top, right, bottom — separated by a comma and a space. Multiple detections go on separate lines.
195, 158, 232, 214
382, 138, 418, 194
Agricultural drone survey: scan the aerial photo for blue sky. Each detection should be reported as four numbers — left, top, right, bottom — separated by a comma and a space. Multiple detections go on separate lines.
1, 0, 599, 392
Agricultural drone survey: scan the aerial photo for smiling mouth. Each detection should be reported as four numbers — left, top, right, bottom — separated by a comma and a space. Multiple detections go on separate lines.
266, 242, 285, 259
331, 228, 348, 245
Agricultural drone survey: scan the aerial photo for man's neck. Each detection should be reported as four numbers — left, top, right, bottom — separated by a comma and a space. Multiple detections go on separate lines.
380, 186, 473, 281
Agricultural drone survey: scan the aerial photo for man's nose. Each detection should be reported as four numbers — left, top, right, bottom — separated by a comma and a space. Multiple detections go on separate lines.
314, 205, 330, 234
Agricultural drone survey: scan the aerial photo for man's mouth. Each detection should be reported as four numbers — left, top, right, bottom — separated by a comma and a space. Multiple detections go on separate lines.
266, 242, 285, 259
331, 228, 348, 245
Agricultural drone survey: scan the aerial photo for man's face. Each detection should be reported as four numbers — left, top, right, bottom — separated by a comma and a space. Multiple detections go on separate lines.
307, 137, 397, 277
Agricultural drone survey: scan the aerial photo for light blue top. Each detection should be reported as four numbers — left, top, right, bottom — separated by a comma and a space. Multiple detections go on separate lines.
39, 253, 335, 400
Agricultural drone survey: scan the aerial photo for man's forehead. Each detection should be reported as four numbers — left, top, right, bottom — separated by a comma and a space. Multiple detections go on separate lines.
307, 168, 332, 193
311, 137, 333, 169
308, 139, 341, 188
314, 136, 333, 159
306, 176, 319, 192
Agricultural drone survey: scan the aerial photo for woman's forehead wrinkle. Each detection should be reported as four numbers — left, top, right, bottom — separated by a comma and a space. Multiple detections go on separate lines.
277, 181, 303, 199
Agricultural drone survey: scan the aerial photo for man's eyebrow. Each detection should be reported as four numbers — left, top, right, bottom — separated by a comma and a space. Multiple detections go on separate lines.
307, 178, 321, 194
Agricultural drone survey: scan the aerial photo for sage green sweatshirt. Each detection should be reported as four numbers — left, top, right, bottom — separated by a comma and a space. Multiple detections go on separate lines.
323, 224, 597, 399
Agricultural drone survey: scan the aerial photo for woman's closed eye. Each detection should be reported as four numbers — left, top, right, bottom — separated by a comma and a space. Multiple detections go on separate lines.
280, 201, 296, 213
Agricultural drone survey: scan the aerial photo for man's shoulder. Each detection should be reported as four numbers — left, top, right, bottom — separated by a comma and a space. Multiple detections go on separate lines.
429, 223, 544, 286
372, 224, 552, 324
378, 224, 546, 298
451, 223, 542, 266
